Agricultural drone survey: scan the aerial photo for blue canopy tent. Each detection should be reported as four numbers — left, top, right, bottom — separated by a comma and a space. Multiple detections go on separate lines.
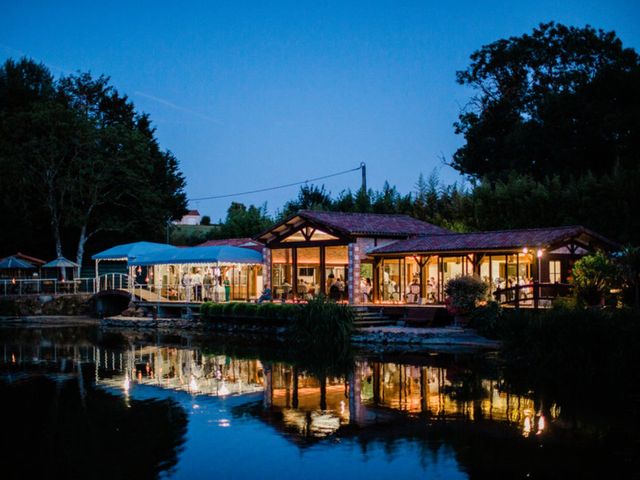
92, 242, 178, 292
130, 246, 263, 266
128, 246, 263, 302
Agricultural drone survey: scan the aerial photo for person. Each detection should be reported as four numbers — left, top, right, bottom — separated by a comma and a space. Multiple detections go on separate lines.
203, 271, 213, 301
257, 287, 272, 303
326, 273, 335, 292
335, 276, 346, 301
297, 278, 308, 300
223, 276, 231, 302
361, 277, 372, 303
192, 268, 203, 301
407, 277, 420, 303
181, 271, 192, 301
281, 279, 292, 302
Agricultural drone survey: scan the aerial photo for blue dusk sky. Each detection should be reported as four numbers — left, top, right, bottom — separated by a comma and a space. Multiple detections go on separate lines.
3, 1, 639, 220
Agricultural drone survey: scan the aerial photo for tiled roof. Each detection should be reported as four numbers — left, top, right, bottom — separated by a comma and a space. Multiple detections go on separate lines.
370, 225, 618, 255
297, 210, 449, 237
198, 237, 264, 252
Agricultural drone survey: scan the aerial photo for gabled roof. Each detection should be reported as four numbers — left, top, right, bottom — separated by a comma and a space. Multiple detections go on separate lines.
369, 225, 619, 255
256, 210, 449, 244
0, 256, 36, 269
131, 245, 262, 266
92, 241, 177, 261
198, 237, 264, 252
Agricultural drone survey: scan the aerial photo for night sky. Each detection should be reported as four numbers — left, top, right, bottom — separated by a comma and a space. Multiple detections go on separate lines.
3, 0, 639, 220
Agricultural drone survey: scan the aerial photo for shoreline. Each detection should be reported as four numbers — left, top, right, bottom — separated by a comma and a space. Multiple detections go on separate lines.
0, 314, 500, 351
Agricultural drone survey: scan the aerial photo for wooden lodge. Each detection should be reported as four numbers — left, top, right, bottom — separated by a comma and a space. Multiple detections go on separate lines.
256, 211, 619, 307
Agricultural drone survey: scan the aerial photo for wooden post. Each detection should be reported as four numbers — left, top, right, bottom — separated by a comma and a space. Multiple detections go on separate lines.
320, 246, 326, 296
533, 280, 539, 310
292, 248, 298, 301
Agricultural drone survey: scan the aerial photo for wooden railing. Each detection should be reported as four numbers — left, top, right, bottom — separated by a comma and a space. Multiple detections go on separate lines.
493, 282, 572, 309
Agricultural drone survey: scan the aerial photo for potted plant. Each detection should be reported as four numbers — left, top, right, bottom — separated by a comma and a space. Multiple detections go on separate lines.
444, 276, 489, 327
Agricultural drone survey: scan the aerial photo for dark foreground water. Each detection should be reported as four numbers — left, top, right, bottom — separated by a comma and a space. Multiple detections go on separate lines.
0, 323, 637, 480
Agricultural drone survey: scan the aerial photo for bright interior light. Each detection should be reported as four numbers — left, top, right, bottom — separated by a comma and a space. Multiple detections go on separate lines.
537, 249, 543, 258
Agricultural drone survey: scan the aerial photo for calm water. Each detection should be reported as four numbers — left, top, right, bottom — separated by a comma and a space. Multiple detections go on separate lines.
0, 323, 636, 480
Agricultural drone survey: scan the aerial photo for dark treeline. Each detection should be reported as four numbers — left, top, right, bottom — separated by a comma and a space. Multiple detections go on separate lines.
0, 58, 187, 265
207, 163, 640, 245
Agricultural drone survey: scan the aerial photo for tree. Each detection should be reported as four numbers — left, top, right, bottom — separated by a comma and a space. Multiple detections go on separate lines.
453, 22, 640, 180
211, 202, 272, 239
0, 58, 187, 267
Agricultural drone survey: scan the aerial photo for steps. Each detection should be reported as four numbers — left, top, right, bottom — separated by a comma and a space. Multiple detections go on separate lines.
351, 306, 395, 328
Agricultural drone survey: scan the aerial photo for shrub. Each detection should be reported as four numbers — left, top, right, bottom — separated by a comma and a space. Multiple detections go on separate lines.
572, 251, 618, 306
444, 275, 489, 315
289, 296, 354, 347
470, 301, 502, 338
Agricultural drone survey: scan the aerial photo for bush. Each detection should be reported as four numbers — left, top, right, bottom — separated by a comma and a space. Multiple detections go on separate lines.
289, 296, 354, 347
572, 251, 618, 306
444, 275, 489, 315
470, 301, 502, 338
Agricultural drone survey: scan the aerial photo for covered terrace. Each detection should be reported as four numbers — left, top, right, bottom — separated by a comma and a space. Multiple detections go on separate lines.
368, 225, 619, 307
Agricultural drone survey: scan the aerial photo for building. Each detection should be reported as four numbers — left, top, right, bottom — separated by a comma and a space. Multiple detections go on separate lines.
173, 209, 202, 226
255, 211, 619, 306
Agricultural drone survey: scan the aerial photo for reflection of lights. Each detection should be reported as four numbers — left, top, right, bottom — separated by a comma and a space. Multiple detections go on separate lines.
123, 375, 130, 391
219, 381, 230, 396
537, 415, 546, 435
193, 404, 200, 410
340, 400, 345, 414
11, 353, 15, 363
218, 419, 231, 427
190, 377, 198, 391
523, 416, 532, 437
136, 266, 142, 274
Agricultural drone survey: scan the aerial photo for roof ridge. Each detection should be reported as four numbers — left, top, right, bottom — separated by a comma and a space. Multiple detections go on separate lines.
414, 225, 584, 237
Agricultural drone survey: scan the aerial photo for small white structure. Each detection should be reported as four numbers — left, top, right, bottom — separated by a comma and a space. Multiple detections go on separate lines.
174, 209, 202, 225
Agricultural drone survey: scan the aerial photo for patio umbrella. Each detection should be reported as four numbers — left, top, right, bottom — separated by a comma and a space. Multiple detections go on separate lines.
43, 256, 79, 281
0, 256, 35, 270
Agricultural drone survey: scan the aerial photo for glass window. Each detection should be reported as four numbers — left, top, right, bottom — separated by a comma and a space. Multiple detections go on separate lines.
296, 247, 320, 297
549, 260, 561, 283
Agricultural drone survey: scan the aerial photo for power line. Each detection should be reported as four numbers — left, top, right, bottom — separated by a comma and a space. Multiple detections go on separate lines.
188, 164, 364, 202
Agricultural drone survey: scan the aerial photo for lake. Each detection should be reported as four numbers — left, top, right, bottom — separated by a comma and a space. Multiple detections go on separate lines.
0, 322, 636, 479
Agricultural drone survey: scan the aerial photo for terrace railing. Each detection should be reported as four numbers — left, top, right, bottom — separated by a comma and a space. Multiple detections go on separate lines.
493, 282, 572, 308
0, 278, 97, 297
96, 273, 130, 292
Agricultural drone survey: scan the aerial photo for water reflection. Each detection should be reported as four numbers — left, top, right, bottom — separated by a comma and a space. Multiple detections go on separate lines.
0, 325, 635, 479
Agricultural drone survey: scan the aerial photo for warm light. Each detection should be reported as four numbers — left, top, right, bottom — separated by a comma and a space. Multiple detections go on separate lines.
536, 249, 543, 258
136, 266, 142, 274
523, 416, 532, 437
522, 247, 528, 254
144, 276, 149, 283
11, 278, 16, 285
537, 415, 546, 434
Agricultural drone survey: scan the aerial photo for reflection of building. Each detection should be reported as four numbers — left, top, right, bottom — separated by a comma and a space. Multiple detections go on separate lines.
0, 338, 551, 444
94, 346, 266, 397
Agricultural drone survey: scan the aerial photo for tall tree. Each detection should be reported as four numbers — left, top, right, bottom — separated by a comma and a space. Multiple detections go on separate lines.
0, 58, 187, 266
453, 22, 640, 180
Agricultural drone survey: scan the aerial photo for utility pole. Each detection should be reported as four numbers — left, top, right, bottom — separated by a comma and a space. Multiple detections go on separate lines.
360, 162, 367, 191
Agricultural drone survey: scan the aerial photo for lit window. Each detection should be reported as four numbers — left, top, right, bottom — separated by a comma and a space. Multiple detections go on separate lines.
549, 261, 561, 283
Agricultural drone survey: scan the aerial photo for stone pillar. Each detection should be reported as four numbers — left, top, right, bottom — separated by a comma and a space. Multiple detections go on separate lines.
348, 243, 361, 304
262, 248, 271, 293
